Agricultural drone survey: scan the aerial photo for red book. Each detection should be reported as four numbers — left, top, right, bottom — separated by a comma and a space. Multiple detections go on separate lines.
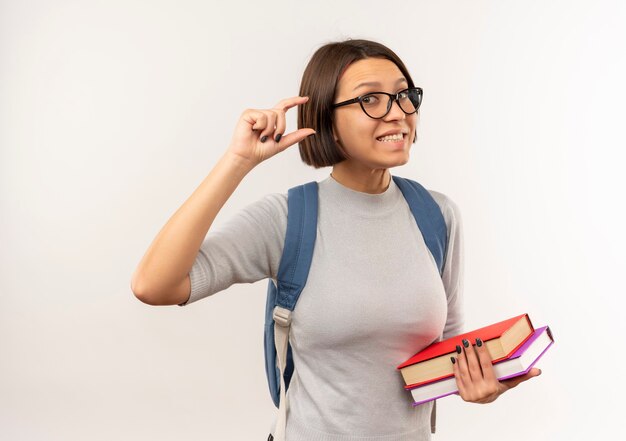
397, 313, 534, 388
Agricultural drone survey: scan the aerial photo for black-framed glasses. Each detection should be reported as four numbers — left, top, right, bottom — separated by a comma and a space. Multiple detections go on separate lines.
332, 87, 423, 119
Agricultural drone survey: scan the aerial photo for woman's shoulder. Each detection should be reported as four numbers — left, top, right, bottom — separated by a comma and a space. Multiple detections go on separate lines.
237, 192, 288, 226
426, 189, 462, 229
252, 191, 288, 213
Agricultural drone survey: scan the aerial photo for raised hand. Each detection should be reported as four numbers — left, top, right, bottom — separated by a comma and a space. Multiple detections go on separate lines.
451, 338, 542, 404
227, 95, 316, 167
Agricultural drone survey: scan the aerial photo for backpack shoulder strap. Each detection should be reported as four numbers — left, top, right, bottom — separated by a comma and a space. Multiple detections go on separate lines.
271, 181, 318, 441
392, 175, 448, 275
276, 181, 319, 309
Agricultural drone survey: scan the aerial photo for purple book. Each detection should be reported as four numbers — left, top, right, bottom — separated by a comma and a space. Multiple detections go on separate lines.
409, 325, 554, 406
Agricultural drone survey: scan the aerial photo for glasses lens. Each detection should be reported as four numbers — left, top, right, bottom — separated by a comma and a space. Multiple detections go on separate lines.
360, 88, 422, 118
398, 88, 422, 114
360, 93, 390, 118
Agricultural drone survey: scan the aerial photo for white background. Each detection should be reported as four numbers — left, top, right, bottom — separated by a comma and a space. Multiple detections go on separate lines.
2, 0, 625, 439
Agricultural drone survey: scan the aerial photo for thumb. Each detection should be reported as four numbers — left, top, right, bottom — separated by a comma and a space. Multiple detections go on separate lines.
276, 129, 316, 152
501, 368, 542, 389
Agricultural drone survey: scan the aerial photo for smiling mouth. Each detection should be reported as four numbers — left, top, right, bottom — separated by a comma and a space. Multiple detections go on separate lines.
376, 133, 406, 142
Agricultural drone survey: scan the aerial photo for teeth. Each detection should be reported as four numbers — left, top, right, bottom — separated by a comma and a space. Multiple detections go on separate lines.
377, 133, 404, 142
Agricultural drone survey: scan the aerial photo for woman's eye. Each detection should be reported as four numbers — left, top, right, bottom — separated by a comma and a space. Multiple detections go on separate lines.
362, 95, 378, 104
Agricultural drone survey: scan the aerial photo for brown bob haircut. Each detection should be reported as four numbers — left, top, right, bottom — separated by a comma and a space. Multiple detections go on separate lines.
298, 39, 418, 168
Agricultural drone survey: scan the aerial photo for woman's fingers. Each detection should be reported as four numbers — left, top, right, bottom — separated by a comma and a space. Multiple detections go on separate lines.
500, 368, 542, 389
460, 339, 482, 382
455, 343, 471, 390
272, 109, 286, 142
273, 95, 310, 112
274, 129, 315, 152
271, 96, 314, 149
247, 110, 266, 131
474, 338, 497, 383
451, 353, 468, 398
452, 337, 543, 404
251, 96, 311, 142
271, 96, 310, 142
258, 110, 278, 142
229, 96, 314, 166
454, 338, 494, 403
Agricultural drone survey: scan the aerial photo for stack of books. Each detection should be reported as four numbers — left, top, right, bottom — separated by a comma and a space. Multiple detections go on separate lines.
396, 313, 554, 406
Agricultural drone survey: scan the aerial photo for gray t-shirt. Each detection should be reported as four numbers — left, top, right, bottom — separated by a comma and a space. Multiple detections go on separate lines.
181, 174, 464, 441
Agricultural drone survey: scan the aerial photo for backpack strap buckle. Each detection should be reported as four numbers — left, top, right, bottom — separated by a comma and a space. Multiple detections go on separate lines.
273, 306, 292, 327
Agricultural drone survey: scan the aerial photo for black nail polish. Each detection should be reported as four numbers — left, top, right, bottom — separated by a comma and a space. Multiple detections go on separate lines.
456, 345, 462, 354
476, 338, 483, 347
462, 339, 469, 348
274, 134, 282, 142
260, 135, 268, 143
450, 356, 456, 364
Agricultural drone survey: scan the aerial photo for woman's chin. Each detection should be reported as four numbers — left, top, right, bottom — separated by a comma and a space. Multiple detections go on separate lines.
381, 151, 410, 168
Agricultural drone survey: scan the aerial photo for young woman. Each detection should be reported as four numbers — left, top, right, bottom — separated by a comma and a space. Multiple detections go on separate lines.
131, 39, 539, 441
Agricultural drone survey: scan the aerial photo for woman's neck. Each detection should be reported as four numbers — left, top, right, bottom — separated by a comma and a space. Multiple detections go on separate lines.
330, 162, 391, 194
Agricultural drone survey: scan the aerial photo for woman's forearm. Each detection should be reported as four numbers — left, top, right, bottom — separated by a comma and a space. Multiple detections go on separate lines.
131, 152, 255, 305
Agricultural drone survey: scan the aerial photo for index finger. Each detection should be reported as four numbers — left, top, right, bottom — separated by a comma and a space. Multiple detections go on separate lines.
273, 95, 310, 112
474, 338, 497, 383
461, 339, 483, 382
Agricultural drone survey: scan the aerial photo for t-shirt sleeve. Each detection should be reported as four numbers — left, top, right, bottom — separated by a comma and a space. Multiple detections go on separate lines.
178, 192, 287, 306
429, 191, 465, 340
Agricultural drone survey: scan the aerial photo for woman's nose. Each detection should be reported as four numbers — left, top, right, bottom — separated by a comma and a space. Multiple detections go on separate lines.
383, 98, 407, 121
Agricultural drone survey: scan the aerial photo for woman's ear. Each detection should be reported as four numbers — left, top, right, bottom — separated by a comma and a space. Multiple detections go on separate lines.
332, 124, 340, 144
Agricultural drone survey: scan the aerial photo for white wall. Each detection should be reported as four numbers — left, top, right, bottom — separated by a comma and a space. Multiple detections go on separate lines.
2, 1, 624, 439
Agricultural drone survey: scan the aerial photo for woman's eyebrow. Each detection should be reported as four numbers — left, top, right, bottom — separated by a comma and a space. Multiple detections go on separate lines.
353, 78, 407, 92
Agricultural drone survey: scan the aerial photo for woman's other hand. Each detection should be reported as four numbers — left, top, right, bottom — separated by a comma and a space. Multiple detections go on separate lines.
451, 338, 542, 404
227, 95, 316, 167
